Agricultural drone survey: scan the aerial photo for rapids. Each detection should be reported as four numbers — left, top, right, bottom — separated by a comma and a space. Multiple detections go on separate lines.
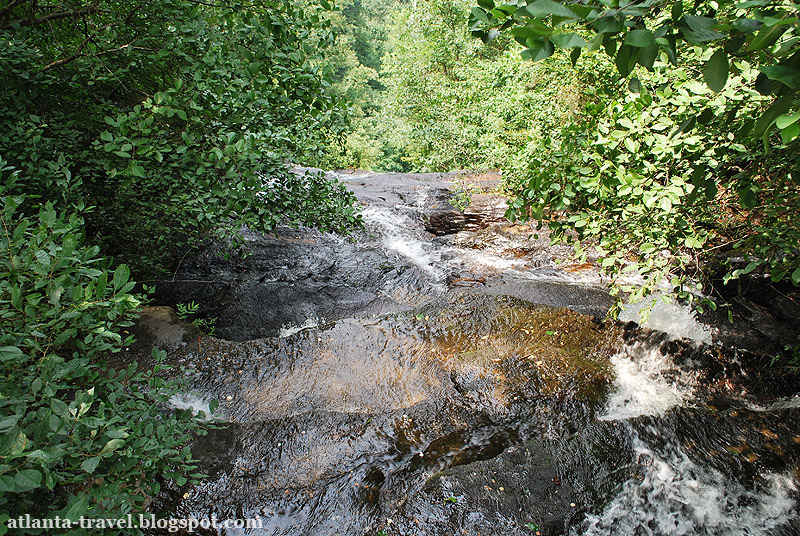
138, 171, 800, 536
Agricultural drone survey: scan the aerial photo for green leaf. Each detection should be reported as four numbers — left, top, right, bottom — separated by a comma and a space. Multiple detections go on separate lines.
615, 45, 640, 77
780, 122, 800, 144
101, 438, 125, 454
671, 1, 682, 21
747, 24, 788, 51
100, 131, 114, 142
703, 50, 729, 92
570, 47, 581, 66
759, 66, 800, 89
660, 197, 673, 212
739, 186, 758, 209
14, 469, 42, 492
0, 476, 15, 493
640, 243, 656, 254
113, 264, 130, 290
753, 94, 793, 140
637, 45, 658, 71
624, 29, 655, 48
0, 416, 21, 433
732, 18, 762, 33
0, 346, 23, 362
63, 494, 89, 521
742, 262, 759, 274
521, 39, 555, 62
550, 33, 586, 49
791, 267, 800, 284
521, 0, 579, 20
593, 15, 624, 34
81, 456, 101, 473
681, 15, 725, 43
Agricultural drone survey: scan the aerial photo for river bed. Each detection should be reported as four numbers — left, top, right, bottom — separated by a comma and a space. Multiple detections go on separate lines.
140, 171, 800, 536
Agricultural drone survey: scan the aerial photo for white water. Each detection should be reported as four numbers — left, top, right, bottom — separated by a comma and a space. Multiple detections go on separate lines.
279, 317, 320, 338
619, 297, 713, 345
590, 301, 797, 535
600, 340, 696, 421
579, 433, 797, 536
169, 393, 217, 420
361, 206, 448, 285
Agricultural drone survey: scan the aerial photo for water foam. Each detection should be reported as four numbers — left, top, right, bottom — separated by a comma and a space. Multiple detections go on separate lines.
578, 434, 797, 536
600, 340, 696, 421
619, 297, 712, 344
169, 393, 217, 420
362, 206, 448, 284
278, 317, 320, 338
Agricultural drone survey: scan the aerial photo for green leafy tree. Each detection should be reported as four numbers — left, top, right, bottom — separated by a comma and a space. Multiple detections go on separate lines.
470, 0, 800, 310
0, 184, 209, 533
1, 0, 360, 274
469, 0, 800, 142
380, 0, 586, 172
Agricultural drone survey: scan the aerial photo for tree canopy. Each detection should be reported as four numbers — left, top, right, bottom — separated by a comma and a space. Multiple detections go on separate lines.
1, 0, 360, 273
467, 0, 800, 312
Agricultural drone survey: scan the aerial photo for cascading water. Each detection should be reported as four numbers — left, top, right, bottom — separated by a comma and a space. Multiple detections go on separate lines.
585, 306, 798, 535
148, 171, 800, 536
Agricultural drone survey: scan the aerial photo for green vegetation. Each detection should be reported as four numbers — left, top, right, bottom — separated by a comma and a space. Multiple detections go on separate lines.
322, 0, 799, 316
1, 0, 362, 530
1, 0, 361, 274
3, 0, 800, 528
467, 0, 800, 312
0, 194, 208, 533
322, 0, 591, 172
176, 301, 217, 337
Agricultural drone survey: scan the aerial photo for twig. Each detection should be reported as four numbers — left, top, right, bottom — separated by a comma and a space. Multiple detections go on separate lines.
0, 7, 104, 30
0, 0, 28, 22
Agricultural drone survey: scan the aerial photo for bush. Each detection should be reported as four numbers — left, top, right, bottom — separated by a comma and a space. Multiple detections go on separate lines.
504, 50, 800, 315
0, 0, 360, 275
0, 185, 208, 534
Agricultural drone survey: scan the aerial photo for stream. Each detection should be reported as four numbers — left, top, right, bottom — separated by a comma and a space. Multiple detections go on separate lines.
139, 171, 800, 536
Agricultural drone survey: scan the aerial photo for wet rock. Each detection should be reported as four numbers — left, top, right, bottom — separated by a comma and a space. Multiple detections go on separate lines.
132, 306, 202, 352
390, 440, 579, 536
143, 171, 800, 535
154, 227, 434, 341
423, 208, 466, 236
416, 186, 466, 236
463, 193, 509, 230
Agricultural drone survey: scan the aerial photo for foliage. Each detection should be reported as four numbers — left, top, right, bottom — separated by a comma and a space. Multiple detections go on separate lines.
176, 301, 217, 337
0, 0, 361, 275
0, 190, 209, 534
378, 0, 586, 172
469, 0, 800, 145
469, 0, 800, 309
318, 0, 589, 173
317, 0, 414, 170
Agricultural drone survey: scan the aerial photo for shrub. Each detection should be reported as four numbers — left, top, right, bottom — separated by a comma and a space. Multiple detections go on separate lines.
0, 183, 208, 534
0, 0, 360, 276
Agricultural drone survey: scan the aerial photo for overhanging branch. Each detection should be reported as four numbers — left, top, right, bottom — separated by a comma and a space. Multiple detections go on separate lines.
0, 7, 105, 30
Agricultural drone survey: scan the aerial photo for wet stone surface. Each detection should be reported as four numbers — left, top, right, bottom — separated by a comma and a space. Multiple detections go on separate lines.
139, 172, 800, 535
155, 172, 612, 341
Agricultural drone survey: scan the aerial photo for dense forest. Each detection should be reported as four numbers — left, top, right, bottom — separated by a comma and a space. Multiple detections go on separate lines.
1, 0, 799, 530
324, 0, 800, 319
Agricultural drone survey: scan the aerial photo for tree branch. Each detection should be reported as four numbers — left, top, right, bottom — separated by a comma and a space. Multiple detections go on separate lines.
0, 7, 104, 30
38, 19, 113, 72
36, 3, 144, 72
0, 0, 29, 23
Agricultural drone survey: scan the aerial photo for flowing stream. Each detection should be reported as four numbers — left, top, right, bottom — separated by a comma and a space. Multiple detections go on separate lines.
144, 171, 800, 536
